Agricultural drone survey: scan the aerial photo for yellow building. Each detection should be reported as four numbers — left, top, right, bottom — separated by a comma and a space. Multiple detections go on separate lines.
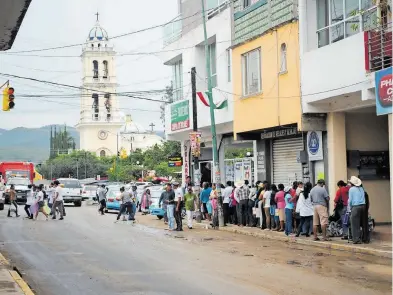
233, 22, 302, 135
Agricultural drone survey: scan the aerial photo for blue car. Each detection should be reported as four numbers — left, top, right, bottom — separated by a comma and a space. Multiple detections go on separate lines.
105, 185, 122, 212
149, 188, 166, 219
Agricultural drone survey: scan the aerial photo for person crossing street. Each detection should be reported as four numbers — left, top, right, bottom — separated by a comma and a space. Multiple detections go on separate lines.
116, 187, 132, 222
174, 182, 184, 231
97, 185, 107, 215
52, 181, 64, 220
7, 184, 19, 218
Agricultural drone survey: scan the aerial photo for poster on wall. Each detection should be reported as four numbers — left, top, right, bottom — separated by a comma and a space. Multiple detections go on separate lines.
243, 159, 252, 184
375, 67, 392, 116
256, 151, 266, 174
225, 160, 234, 183
307, 131, 323, 161
234, 160, 243, 183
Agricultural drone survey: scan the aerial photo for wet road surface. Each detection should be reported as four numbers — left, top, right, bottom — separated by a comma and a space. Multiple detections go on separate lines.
0, 204, 391, 295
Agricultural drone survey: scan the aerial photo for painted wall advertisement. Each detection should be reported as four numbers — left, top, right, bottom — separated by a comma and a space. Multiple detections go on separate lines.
375, 67, 392, 116
225, 160, 234, 182
231, 159, 253, 184
234, 160, 243, 183
307, 131, 323, 161
171, 100, 190, 131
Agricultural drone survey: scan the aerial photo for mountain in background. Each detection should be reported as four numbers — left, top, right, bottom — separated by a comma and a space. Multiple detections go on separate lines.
0, 126, 165, 163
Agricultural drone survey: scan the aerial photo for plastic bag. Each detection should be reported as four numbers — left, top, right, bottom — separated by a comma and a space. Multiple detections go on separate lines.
30, 203, 39, 215
43, 204, 51, 215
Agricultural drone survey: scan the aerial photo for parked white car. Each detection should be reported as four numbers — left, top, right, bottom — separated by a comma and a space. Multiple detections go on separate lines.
57, 178, 82, 207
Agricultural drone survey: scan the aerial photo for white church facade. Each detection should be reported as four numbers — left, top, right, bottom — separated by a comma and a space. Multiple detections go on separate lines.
76, 17, 164, 157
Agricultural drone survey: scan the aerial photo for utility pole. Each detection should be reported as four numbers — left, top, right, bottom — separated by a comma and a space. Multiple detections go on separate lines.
201, 0, 224, 226
191, 67, 202, 223
116, 132, 119, 182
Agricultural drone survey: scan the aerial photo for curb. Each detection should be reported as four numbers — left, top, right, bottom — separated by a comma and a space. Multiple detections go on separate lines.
0, 253, 35, 295
193, 223, 392, 258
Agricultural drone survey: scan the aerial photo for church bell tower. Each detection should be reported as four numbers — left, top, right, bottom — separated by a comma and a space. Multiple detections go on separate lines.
76, 14, 124, 157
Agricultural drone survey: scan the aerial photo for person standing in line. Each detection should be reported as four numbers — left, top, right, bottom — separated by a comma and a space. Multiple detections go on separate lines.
184, 185, 197, 229
173, 182, 184, 231
24, 184, 34, 219
270, 184, 278, 230
183, 176, 193, 194
209, 184, 219, 228
235, 181, 250, 227
229, 185, 238, 225
348, 176, 367, 244
284, 186, 295, 236
256, 182, 265, 229
262, 183, 272, 230
97, 184, 107, 216
200, 182, 212, 221
294, 181, 303, 233
334, 180, 350, 240
310, 179, 330, 241
52, 181, 64, 220
247, 181, 257, 227
164, 183, 176, 230
34, 185, 49, 221
7, 184, 19, 218
159, 185, 169, 224
222, 181, 233, 226
275, 184, 286, 231
295, 182, 313, 237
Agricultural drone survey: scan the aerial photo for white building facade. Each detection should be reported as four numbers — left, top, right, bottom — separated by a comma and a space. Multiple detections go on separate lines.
76, 18, 124, 157
299, 0, 392, 222
162, 0, 246, 185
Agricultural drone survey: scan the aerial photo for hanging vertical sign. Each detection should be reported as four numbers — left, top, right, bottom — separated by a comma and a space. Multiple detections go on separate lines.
375, 67, 392, 116
224, 160, 234, 183
234, 160, 243, 183
243, 159, 252, 183
189, 132, 202, 157
183, 144, 189, 178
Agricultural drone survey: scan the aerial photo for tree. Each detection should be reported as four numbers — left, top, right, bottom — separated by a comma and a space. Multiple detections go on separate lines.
224, 148, 253, 159
160, 83, 173, 129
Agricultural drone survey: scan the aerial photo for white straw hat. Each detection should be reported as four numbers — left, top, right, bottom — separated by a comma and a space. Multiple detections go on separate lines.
348, 176, 362, 187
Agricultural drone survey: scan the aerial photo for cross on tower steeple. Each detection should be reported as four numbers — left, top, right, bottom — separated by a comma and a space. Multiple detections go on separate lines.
149, 123, 155, 132
95, 12, 99, 22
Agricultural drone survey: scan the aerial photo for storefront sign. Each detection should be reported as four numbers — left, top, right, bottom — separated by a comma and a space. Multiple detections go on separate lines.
171, 100, 190, 131
375, 67, 392, 116
256, 151, 266, 173
307, 131, 323, 161
189, 132, 202, 157
168, 156, 183, 167
261, 127, 298, 139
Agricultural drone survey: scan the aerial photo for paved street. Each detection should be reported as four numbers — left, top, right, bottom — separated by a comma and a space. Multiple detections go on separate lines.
0, 204, 391, 295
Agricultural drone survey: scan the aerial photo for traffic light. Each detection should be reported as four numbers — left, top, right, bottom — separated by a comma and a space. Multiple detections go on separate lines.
117, 151, 120, 157
2, 87, 15, 111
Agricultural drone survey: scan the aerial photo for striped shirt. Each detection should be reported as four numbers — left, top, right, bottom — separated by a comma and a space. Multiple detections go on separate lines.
236, 185, 250, 202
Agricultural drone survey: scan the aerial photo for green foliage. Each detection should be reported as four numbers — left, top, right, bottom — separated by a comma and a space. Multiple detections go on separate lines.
37, 141, 182, 181
224, 148, 253, 159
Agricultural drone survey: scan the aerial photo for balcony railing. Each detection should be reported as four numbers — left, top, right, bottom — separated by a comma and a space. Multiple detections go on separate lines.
163, 15, 182, 46
365, 22, 392, 73
79, 110, 123, 124
207, 0, 229, 19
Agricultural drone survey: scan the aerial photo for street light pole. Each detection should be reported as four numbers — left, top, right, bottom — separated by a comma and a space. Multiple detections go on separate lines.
116, 132, 119, 182
201, 0, 224, 227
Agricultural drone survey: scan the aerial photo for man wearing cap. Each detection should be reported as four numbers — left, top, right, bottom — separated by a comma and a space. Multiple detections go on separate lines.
310, 179, 330, 241
173, 182, 184, 231
348, 176, 367, 244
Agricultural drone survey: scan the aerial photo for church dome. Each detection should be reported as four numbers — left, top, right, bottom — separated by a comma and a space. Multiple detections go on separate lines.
120, 115, 146, 134
88, 21, 109, 41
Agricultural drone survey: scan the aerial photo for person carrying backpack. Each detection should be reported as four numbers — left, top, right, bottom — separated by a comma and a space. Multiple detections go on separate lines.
334, 180, 349, 239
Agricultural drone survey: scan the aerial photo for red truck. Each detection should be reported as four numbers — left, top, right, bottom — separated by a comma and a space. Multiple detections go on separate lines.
0, 162, 35, 184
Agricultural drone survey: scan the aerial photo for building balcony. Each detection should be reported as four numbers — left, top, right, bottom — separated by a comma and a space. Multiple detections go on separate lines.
163, 15, 182, 47
364, 22, 392, 73
207, 0, 229, 19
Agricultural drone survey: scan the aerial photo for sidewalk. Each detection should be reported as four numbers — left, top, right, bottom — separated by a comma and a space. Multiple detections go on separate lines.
192, 221, 392, 258
0, 253, 34, 295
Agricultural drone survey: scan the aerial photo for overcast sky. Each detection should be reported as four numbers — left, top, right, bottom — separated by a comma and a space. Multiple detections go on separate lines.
0, 0, 179, 130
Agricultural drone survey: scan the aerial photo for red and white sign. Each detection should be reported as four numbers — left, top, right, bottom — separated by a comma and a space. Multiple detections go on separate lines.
171, 120, 190, 131
378, 73, 393, 107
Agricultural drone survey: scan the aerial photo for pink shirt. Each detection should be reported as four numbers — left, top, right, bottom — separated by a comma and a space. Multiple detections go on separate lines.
275, 191, 286, 209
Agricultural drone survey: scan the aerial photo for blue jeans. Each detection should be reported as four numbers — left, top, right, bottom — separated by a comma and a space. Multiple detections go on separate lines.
285, 208, 293, 235
167, 204, 175, 230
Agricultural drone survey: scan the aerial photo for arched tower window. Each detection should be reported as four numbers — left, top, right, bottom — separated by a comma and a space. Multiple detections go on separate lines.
103, 61, 108, 78
280, 43, 287, 73
93, 60, 99, 78
98, 43, 101, 48
92, 93, 99, 120
100, 150, 106, 157
91, 44, 94, 48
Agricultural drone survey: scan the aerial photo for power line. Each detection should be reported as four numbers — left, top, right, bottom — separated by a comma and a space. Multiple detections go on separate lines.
1, 8, 221, 55
0, 73, 170, 103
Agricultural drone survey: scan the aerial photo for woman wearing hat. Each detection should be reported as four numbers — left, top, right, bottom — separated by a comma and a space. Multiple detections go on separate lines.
348, 176, 367, 244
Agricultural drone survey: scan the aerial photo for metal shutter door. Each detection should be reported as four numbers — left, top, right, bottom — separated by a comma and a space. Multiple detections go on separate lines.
273, 137, 303, 186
